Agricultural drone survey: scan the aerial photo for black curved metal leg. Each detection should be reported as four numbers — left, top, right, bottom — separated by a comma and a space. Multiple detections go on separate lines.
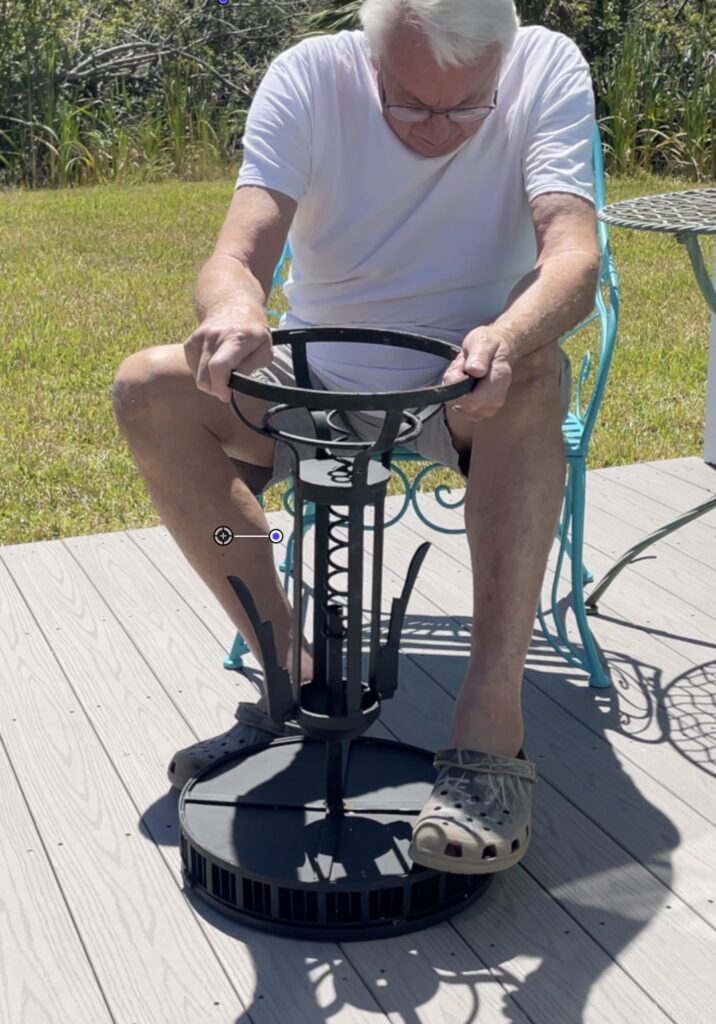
585, 494, 716, 608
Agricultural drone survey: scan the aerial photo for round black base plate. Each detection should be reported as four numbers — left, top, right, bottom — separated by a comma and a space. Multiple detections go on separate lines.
179, 735, 493, 941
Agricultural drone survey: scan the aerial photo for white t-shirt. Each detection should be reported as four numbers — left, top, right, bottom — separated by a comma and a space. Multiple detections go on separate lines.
235, 26, 596, 398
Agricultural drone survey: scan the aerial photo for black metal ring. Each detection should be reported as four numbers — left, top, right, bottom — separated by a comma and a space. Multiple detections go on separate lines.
256, 407, 423, 452
229, 326, 475, 412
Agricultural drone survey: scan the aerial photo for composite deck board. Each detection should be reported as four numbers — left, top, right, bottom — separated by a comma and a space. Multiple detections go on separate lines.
379, 466, 716, 862
274, 531, 714, 1024
343, 511, 716, 929
0, 536, 392, 1024
348, 513, 716, 1024
0, 545, 243, 1023
0, 457, 713, 1024
276, 487, 716, 1024
594, 463, 716, 511
605, 457, 716, 497
131, 523, 677, 1024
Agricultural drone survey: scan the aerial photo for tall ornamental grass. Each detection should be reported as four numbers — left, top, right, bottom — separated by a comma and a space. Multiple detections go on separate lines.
0, 5, 713, 189
1, 59, 243, 188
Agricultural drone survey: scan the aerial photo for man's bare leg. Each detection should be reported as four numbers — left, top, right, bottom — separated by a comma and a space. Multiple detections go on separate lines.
444, 341, 566, 758
112, 345, 313, 694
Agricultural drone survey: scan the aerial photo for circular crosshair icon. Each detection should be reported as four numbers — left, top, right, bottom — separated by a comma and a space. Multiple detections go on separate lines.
269, 529, 284, 545
213, 525, 234, 546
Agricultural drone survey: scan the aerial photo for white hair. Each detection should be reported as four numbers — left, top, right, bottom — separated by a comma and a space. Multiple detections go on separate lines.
359, 0, 521, 69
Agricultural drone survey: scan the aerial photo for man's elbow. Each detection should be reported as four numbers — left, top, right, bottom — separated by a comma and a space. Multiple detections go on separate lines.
549, 250, 600, 319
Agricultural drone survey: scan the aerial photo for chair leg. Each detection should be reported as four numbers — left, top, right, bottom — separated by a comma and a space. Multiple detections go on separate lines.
565, 460, 611, 687
538, 459, 611, 688
557, 516, 594, 585
278, 531, 295, 594
224, 631, 251, 671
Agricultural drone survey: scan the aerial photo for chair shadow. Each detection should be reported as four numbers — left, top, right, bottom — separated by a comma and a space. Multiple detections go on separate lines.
138, 606, 712, 1023
533, 590, 716, 777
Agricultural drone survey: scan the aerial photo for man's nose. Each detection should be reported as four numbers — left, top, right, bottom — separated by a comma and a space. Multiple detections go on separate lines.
422, 112, 453, 141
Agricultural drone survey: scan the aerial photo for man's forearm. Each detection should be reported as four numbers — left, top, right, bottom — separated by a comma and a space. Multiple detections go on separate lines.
491, 253, 600, 365
193, 253, 267, 323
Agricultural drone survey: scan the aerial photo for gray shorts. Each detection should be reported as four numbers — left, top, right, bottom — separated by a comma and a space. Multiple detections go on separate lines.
248, 343, 572, 493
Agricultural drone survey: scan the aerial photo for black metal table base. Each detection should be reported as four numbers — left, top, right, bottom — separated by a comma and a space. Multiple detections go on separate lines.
178, 328, 491, 938
585, 491, 716, 609
179, 736, 492, 941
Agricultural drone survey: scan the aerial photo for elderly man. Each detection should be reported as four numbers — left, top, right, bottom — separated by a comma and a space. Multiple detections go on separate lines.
112, 0, 600, 875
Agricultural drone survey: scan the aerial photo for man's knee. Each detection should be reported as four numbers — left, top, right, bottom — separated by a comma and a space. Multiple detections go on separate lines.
112, 345, 186, 426
510, 342, 571, 419
497, 342, 569, 431
500, 343, 566, 424
509, 341, 562, 390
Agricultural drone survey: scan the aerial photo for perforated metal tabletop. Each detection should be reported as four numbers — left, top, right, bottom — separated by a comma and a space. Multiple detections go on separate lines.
597, 187, 716, 236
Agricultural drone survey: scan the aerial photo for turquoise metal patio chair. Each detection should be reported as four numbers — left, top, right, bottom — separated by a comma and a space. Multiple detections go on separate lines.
224, 120, 620, 688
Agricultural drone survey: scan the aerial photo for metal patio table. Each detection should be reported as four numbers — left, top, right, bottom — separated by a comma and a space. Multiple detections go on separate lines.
586, 187, 716, 608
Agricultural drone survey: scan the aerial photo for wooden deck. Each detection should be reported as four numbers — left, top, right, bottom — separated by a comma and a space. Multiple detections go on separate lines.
1, 455, 715, 1024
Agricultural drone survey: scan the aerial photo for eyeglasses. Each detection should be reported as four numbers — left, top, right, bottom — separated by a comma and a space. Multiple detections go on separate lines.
377, 65, 498, 124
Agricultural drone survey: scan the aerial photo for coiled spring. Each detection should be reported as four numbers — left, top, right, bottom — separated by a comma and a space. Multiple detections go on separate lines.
324, 505, 351, 635
321, 415, 359, 635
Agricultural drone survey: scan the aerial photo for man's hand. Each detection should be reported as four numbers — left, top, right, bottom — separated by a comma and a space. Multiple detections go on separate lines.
442, 325, 515, 421
183, 309, 273, 403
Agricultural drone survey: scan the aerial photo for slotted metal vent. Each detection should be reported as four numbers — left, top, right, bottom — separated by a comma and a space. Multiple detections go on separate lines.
179, 735, 492, 940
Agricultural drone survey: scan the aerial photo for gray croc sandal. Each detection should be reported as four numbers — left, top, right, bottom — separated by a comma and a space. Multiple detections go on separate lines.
167, 700, 303, 790
408, 747, 538, 874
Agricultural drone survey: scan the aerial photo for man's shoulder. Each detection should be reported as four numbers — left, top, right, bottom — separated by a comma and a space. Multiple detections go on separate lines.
278, 29, 364, 70
513, 24, 588, 73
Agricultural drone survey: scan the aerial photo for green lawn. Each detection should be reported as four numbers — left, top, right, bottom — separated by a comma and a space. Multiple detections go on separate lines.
0, 172, 713, 544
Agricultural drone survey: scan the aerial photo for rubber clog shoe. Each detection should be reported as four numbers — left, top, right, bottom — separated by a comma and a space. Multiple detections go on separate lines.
167, 700, 303, 790
408, 747, 538, 874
